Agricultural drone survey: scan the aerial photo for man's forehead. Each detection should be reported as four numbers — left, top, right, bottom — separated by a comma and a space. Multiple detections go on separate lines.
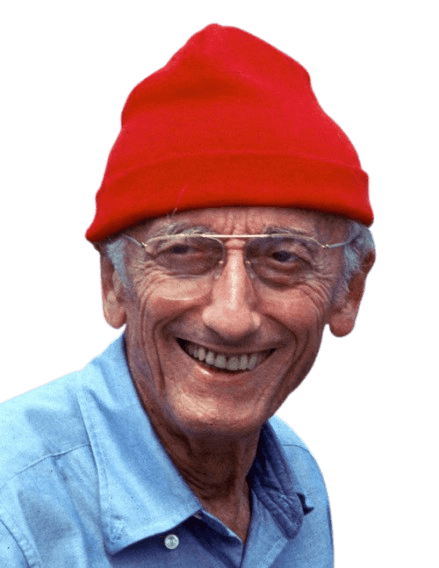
130, 207, 348, 239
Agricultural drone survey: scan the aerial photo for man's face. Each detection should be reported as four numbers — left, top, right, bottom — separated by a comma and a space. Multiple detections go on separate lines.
103, 207, 361, 439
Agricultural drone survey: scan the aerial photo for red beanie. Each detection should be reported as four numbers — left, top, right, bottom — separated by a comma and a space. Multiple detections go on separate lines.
86, 24, 373, 242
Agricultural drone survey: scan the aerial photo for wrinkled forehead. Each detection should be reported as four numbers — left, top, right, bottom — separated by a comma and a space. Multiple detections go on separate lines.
128, 207, 349, 241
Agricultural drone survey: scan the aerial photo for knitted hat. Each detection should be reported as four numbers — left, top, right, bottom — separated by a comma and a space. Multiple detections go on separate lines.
86, 24, 373, 242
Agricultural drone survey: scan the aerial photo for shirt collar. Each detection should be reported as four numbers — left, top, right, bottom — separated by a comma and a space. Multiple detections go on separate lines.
78, 335, 312, 554
249, 422, 313, 540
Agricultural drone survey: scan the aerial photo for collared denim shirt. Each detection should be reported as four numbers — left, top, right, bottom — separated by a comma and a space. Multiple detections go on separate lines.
0, 336, 333, 567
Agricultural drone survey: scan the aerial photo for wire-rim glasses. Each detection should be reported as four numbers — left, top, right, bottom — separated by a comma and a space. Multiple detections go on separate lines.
121, 232, 354, 297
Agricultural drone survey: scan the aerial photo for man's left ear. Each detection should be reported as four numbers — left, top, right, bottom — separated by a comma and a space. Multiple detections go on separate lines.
329, 250, 375, 337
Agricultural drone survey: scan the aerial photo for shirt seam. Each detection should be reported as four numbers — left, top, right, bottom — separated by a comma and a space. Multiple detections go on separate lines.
278, 443, 316, 468
0, 443, 91, 492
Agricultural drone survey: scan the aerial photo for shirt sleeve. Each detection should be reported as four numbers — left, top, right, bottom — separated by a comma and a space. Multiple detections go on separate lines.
0, 520, 30, 566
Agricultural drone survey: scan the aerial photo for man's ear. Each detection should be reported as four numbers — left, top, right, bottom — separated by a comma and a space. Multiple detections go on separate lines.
100, 254, 127, 329
329, 250, 375, 337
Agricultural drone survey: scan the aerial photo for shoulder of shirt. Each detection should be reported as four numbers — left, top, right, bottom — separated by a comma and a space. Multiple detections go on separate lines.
269, 414, 310, 452
0, 371, 88, 489
0, 338, 123, 490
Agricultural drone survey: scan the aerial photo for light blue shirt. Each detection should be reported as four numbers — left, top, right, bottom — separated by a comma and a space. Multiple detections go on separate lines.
0, 336, 333, 566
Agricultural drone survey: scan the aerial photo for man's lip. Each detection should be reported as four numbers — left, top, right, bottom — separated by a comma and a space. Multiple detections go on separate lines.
176, 338, 275, 372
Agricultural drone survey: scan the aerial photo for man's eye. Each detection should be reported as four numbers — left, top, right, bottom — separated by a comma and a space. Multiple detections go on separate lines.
266, 243, 310, 266
151, 238, 199, 257
151, 238, 221, 275
167, 244, 193, 255
161, 241, 210, 259
271, 250, 299, 263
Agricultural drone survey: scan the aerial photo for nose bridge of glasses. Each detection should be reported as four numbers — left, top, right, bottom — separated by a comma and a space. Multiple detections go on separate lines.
212, 236, 259, 281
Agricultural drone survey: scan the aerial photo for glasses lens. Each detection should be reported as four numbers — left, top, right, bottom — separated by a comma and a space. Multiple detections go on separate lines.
146, 235, 224, 276
247, 236, 318, 286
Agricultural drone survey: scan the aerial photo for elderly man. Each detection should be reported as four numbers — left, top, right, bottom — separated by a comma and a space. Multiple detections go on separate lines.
0, 24, 374, 566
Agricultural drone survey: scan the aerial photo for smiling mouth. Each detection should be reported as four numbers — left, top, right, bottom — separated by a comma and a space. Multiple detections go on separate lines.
177, 339, 274, 372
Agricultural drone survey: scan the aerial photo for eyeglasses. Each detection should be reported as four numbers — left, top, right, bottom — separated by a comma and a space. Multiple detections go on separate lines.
122, 232, 353, 299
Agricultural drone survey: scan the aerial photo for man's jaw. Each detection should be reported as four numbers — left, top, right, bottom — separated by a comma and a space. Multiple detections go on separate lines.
177, 339, 274, 373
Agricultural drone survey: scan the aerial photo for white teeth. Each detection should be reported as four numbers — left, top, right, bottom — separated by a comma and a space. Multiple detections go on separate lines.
247, 354, 258, 370
214, 355, 226, 369
183, 341, 270, 372
205, 351, 215, 365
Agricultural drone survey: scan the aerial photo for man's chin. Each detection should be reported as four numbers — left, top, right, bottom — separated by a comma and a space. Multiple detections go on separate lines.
162, 397, 271, 441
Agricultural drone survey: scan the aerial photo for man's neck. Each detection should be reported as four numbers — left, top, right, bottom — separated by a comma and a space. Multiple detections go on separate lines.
148, 409, 261, 543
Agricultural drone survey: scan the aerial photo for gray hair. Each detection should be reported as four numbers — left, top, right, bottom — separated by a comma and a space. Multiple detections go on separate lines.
102, 237, 130, 287
335, 219, 375, 302
343, 219, 375, 280
100, 217, 375, 297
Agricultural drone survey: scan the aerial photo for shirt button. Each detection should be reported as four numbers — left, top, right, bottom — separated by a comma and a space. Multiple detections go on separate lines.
164, 534, 179, 550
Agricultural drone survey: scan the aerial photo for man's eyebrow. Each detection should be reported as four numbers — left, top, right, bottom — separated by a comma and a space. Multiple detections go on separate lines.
262, 225, 314, 237
149, 223, 316, 238
149, 223, 214, 237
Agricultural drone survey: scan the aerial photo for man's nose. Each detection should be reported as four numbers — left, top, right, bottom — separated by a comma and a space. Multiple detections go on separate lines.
201, 250, 261, 341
